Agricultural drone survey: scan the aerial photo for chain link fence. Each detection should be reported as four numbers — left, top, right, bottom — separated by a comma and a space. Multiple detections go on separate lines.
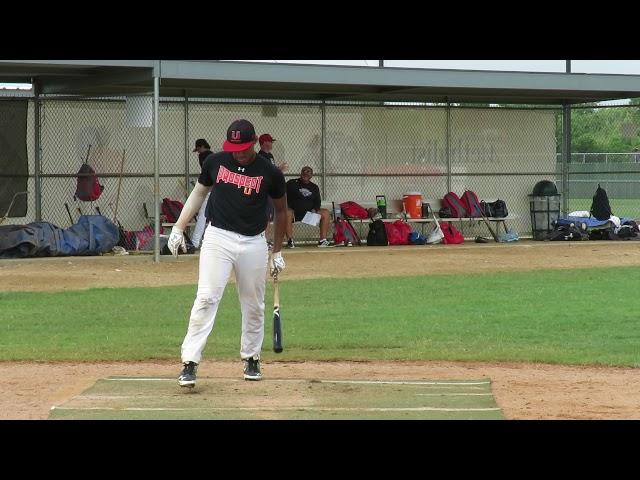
564, 104, 640, 219
2, 94, 639, 244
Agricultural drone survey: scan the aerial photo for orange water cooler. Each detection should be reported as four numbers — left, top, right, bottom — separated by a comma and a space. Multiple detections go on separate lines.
402, 192, 423, 218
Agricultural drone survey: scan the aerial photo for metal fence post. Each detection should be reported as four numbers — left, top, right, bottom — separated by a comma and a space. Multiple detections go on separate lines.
446, 99, 451, 193
34, 82, 42, 222
153, 68, 161, 263
184, 93, 190, 200
321, 101, 326, 199
562, 103, 571, 215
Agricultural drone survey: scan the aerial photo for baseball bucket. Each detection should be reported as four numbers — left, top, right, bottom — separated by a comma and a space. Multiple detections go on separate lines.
402, 192, 423, 218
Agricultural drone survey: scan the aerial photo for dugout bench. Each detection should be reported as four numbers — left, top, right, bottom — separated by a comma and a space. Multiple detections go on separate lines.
143, 202, 196, 235
322, 198, 515, 242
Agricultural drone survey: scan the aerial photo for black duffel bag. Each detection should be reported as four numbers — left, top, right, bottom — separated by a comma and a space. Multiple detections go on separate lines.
481, 200, 508, 218
438, 206, 452, 218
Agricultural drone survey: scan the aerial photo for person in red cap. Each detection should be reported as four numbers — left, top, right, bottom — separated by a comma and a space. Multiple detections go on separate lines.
258, 134, 288, 172
258, 133, 288, 249
168, 119, 287, 386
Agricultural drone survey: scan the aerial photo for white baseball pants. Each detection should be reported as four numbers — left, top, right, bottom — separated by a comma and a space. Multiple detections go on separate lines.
181, 225, 268, 364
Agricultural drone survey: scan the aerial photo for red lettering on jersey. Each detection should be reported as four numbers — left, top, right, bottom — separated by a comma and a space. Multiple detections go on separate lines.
216, 165, 263, 195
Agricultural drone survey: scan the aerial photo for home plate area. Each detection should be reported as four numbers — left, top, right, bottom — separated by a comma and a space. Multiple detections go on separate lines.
49, 376, 504, 420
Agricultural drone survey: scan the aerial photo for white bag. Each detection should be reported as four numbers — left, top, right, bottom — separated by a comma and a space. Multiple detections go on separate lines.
426, 224, 444, 244
426, 210, 444, 244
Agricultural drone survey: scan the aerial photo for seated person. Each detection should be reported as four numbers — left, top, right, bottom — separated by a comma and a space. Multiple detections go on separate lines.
285, 166, 332, 247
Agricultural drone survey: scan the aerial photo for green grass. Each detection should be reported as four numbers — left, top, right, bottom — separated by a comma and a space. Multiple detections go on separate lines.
568, 198, 639, 218
2, 267, 640, 367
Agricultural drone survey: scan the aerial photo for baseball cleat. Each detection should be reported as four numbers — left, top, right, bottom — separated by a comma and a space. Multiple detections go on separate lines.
178, 361, 198, 388
243, 357, 262, 381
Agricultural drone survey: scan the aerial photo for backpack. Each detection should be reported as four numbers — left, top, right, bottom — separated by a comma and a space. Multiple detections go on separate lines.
481, 200, 508, 218
74, 146, 104, 202
442, 192, 468, 218
547, 225, 587, 241
617, 225, 637, 239
461, 191, 483, 218
333, 218, 361, 246
440, 222, 464, 244
340, 201, 369, 219
622, 220, 639, 232
589, 227, 615, 241
161, 198, 184, 223
384, 220, 412, 245
590, 184, 613, 221
367, 219, 389, 246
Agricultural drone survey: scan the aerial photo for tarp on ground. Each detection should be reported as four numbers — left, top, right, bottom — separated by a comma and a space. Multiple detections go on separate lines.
556, 216, 633, 231
0, 215, 119, 258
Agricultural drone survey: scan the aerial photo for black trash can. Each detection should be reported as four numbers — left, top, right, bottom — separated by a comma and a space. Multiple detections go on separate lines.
529, 180, 561, 240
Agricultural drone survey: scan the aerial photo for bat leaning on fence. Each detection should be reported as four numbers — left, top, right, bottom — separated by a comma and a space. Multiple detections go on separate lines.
272, 273, 283, 353
64, 203, 74, 225
479, 209, 500, 242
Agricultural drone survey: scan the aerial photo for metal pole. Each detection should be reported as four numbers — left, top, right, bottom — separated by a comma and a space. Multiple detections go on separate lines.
562, 103, 571, 215
446, 99, 451, 193
184, 91, 190, 200
379, 60, 384, 68
321, 101, 326, 199
562, 60, 571, 215
34, 81, 42, 221
153, 69, 161, 263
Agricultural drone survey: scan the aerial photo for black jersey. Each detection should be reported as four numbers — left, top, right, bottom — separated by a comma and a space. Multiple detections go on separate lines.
286, 178, 321, 216
258, 150, 275, 165
198, 151, 286, 236
198, 150, 213, 168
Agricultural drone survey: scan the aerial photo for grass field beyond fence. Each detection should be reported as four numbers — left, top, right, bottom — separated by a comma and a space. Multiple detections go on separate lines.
568, 199, 639, 219
2, 267, 640, 367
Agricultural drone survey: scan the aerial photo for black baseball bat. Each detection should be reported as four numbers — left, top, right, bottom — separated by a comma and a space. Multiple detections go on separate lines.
479, 209, 500, 242
272, 274, 283, 353
64, 203, 74, 225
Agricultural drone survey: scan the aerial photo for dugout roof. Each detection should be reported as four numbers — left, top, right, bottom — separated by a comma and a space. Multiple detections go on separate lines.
1, 60, 640, 104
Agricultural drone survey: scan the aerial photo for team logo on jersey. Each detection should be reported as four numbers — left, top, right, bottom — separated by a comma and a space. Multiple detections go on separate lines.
216, 165, 263, 195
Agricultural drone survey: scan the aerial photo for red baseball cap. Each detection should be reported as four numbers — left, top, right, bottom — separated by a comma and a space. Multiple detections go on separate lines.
223, 119, 257, 152
259, 133, 276, 144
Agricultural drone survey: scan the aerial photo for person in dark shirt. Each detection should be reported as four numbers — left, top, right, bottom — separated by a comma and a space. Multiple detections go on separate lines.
191, 138, 213, 248
285, 166, 332, 248
258, 133, 288, 249
168, 119, 287, 386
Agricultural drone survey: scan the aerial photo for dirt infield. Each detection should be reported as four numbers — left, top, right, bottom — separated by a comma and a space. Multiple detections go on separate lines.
2, 240, 640, 419
3, 240, 640, 292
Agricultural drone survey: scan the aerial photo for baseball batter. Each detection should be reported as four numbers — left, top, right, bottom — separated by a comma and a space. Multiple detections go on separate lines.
168, 119, 287, 387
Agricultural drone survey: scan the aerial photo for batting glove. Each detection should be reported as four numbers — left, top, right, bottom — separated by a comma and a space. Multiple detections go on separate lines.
270, 251, 286, 277
168, 227, 187, 258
